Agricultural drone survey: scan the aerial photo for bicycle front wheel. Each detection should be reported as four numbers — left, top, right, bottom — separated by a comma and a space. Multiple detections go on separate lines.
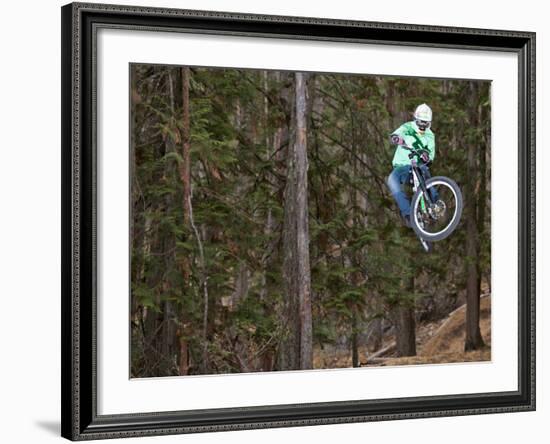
410, 176, 463, 242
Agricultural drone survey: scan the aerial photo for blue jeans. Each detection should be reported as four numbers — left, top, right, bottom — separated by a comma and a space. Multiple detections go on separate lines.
387, 165, 437, 218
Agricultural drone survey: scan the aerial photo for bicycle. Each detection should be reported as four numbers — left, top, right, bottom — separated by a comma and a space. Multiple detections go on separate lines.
398, 144, 464, 252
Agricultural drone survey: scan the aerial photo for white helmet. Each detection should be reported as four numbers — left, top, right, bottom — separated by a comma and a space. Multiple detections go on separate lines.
414, 103, 432, 130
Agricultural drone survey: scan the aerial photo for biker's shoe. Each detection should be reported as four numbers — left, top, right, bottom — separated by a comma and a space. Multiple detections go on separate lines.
402, 214, 412, 227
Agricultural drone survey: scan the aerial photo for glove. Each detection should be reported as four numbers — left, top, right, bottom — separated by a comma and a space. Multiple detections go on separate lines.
419, 150, 430, 164
390, 134, 404, 145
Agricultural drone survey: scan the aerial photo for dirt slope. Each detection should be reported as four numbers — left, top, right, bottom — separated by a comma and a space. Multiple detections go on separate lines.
312, 295, 491, 369
379, 295, 491, 367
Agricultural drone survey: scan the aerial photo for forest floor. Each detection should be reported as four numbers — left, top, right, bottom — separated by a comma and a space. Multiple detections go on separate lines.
313, 294, 491, 369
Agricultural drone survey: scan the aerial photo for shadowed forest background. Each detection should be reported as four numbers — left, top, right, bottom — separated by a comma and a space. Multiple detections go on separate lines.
130, 64, 491, 377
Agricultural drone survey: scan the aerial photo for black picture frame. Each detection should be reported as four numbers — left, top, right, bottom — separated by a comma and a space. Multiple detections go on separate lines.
61, 2, 536, 440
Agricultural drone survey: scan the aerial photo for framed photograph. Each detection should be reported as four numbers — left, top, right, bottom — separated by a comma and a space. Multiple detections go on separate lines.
61, 2, 535, 440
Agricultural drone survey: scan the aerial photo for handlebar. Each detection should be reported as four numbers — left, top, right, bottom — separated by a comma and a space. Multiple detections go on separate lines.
389, 134, 430, 164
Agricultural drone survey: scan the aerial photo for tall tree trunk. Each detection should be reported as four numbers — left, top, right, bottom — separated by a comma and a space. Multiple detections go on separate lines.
279, 72, 313, 370
295, 73, 313, 370
160, 69, 178, 373
465, 202, 484, 350
189, 197, 209, 372
177, 66, 192, 375
349, 97, 367, 368
464, 83, 485, 351
181, 68, 191, 227
395, 306, 416, 357
351, 311, 359, 367
395, 276, 416, 357
369, 317, 383, 352
259, 70, 280, 303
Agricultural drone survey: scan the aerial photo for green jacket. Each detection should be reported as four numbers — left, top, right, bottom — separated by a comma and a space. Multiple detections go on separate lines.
391, 121, 435, 168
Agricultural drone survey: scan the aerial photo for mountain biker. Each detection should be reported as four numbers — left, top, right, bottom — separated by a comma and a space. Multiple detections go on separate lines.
387, 103, 443, 227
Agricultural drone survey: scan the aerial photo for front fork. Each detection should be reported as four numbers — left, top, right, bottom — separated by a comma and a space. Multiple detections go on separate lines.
411, 165, 433, 211
411, 165, 433, 252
